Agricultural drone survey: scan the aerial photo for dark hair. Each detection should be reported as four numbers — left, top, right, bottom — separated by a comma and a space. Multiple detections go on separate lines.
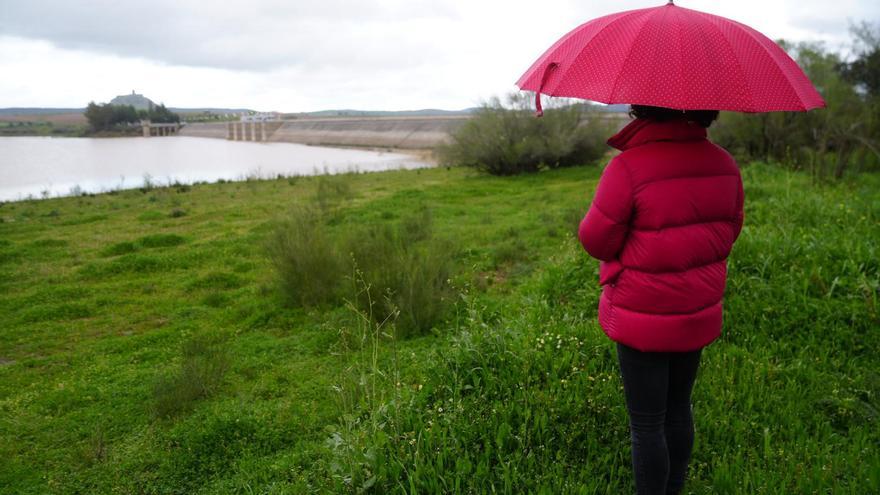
629, 105, 720, 128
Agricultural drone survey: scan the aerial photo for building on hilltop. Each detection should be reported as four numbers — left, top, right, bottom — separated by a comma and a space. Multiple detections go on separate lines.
110, 90, 155, 111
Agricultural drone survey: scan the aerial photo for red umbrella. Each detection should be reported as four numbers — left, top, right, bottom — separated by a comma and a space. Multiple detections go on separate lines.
516, 1, 825, 115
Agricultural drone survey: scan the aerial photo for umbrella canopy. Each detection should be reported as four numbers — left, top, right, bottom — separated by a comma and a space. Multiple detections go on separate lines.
516, 1, 825, 115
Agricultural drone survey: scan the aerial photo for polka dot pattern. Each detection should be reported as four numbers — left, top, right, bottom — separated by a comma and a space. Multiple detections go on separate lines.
515, 4, 826, 112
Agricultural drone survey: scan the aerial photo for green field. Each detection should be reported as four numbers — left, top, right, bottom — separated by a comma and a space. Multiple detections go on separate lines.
1, 163, 878, 494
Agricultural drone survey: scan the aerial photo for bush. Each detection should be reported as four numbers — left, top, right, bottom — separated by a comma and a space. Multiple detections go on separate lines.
437, 93, 611, 175
266, 206, 347, 307
267, 204, 456, 337
152, 333, 230, 418
347, 207, 455, 337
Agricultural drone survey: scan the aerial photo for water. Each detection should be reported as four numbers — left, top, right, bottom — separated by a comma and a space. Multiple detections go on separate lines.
0, 136, 431, 201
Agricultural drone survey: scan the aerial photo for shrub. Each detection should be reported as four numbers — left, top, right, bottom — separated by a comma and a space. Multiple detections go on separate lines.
347, 207, 455, 337
266, 206, 347, 307
315, 173, 354, 213
267, 204, 456, 337
437, 93, 611, 175
152, 333, 230, 418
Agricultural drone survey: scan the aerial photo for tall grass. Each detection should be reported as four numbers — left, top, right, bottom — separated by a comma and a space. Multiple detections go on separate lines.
322, 163, 880, 493
347, 207, 455, 337
266, 205, 347, 307
152, 333, 231, 418
267, 193, 456, 336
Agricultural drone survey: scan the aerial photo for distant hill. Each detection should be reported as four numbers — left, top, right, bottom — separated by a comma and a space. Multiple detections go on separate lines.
292, 108, 478, 118
0, 107, 84, 115
171, 108, 255, 114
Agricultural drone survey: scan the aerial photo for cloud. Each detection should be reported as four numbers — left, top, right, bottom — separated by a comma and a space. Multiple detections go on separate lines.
0, 0, 461, 71
0, 0, 877, 110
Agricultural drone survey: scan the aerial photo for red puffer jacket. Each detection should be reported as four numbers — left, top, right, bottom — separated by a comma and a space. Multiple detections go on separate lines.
578, 117, 744, 352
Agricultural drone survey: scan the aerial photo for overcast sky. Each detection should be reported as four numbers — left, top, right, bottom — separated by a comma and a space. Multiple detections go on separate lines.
1, 0, 877, 112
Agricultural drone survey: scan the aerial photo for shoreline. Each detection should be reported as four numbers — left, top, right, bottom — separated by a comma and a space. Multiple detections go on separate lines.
0, 138, 436, 204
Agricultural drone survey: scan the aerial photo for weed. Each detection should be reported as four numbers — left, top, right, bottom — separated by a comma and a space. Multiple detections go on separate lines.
152, 333, 231, 418
315, 173, 354, 213
266, 206, 346, 307
140, 173, 155, 193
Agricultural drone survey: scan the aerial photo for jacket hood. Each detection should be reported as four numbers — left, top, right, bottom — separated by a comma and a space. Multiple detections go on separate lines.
607, 118, 708, 151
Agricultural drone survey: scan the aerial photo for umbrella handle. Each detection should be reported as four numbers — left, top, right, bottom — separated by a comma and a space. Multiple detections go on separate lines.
535, 62, 559, 118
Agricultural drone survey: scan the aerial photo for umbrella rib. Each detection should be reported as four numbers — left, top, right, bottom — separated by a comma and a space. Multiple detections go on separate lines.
694, 10, 805, 111
550, 8, 651, 98
606, 8, 664, 103
673, 7, 686, 109
689, 10, 756, 111
732, 21, 813, 110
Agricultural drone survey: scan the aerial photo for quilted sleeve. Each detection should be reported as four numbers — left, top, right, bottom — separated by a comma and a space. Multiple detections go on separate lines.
578, 156, 634, 261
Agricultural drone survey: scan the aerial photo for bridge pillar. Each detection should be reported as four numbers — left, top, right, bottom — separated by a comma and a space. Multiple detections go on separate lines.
142, 121, 150, 138
227, 122, 233, 140
259, 122, 266, 142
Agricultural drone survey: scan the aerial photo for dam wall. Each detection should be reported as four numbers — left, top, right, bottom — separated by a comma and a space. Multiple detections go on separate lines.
268, 116, 467, 149
179, 116, 469, 148
178, 114, 628, 149
178, 122, 228, 139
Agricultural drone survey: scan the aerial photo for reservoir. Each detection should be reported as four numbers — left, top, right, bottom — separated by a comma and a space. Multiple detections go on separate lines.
0, 136, 431, 201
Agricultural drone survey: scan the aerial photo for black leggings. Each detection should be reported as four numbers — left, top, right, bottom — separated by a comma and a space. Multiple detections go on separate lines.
616, 342, 703, 495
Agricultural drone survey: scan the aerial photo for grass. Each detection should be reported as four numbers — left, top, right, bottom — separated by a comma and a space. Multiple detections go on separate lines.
0, 162, 878, 493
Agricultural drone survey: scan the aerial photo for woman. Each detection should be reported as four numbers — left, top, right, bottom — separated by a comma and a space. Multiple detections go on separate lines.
578, 105, 744, 495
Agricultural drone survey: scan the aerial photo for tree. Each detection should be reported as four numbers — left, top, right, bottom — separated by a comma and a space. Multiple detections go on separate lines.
84, 102, 140, 132
837, 22, 880, 98
711, 31, 880, 178
139, 103, 180, 124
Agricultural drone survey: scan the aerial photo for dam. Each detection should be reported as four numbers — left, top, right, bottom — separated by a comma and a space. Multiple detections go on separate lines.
179, 115, 470, 149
